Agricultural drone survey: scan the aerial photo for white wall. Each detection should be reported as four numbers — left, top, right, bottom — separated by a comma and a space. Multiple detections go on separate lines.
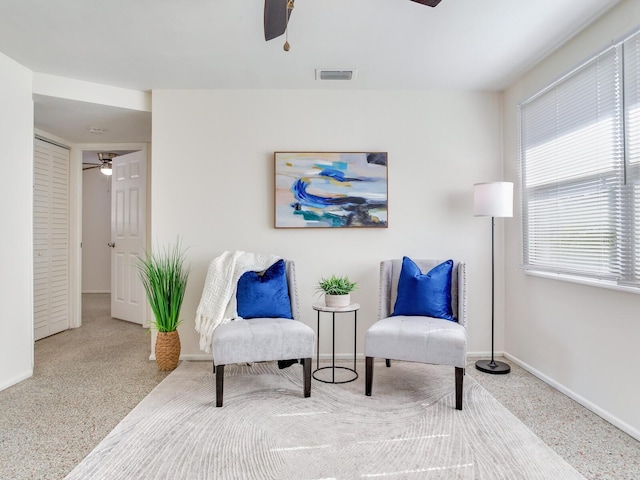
33, 73, 151, 113
82, 166, 111, 293
0, 52, 34, 390
151, 89, 503, 361
503, 0, 640, 438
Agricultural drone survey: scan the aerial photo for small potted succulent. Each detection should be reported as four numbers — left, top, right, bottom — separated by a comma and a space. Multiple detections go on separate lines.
317, 274, 357, 308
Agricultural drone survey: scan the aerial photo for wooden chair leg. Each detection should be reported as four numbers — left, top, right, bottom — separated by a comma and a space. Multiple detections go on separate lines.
216, 364, 225, 407
455, 367, 464, 410
302, 358, 311, 398
385, 359, 391, 368
365, 356, 374, 396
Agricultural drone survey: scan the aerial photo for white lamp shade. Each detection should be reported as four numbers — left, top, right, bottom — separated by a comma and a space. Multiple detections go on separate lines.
474, 182, 513, 217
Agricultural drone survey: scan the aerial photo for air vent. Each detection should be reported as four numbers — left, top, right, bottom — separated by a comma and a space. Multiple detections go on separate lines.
316, 69, 356, 81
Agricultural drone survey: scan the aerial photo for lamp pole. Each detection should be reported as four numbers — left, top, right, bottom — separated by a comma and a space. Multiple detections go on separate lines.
474, 182, 512, 375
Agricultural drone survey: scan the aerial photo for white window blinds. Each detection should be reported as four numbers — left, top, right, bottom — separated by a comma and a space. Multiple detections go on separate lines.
623, 33, 640, 285
520, 29, 640, 287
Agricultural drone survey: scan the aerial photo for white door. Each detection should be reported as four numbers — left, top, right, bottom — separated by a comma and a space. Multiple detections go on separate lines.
33, 138, 70, 340
110, 151, 146, 324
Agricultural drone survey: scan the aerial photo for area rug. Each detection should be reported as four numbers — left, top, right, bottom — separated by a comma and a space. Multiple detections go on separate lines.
65, 360, 585, 480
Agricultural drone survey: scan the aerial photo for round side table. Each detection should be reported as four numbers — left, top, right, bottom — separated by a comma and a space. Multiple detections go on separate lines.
312, 302, 360, 384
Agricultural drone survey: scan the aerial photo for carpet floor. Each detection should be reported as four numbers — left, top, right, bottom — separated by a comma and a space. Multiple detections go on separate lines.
65, 360, 584, 480
1, 294, 639, 479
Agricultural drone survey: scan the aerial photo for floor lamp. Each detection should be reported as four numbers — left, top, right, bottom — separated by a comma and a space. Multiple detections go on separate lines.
474, 181, 513, 375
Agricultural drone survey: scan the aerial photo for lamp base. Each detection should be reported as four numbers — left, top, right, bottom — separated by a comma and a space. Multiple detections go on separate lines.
475, 359, 510, 375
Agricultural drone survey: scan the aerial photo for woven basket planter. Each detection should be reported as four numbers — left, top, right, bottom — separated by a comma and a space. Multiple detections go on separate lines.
155, 331, 181, 371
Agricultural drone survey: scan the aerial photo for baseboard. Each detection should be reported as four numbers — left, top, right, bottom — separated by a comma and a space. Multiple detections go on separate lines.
180, 354, 213, 361
82, 290, 110, 294
150, 353, 403, 362
149, 353, 214, 361
466, 350, 504, 359
312, 352, 505, 362
0, 369, 33, 392
504, 352, 640, 442
152, 352, 500, 363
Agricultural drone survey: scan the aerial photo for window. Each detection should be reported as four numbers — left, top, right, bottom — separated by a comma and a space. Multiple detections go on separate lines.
520, 30, 640, 288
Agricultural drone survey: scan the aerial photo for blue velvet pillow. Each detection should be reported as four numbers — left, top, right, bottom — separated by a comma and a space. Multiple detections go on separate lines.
391, 257, 455, 321
236, 259, 293, 319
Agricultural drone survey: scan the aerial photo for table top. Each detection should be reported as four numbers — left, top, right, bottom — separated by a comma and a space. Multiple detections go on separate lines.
312, 302, 360, 313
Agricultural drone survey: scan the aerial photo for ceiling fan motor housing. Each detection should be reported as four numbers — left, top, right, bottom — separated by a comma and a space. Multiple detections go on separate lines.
97, 152, 118, 162
264, 0, 442, 43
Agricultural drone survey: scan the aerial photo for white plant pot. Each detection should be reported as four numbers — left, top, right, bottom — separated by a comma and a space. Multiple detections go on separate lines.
325, 293, 351, 308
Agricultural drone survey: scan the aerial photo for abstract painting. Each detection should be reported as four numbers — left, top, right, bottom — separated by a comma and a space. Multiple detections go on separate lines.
274, 152, 388, 228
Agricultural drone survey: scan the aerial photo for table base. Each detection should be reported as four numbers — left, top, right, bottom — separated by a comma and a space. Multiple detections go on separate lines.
312, 365, 358, 384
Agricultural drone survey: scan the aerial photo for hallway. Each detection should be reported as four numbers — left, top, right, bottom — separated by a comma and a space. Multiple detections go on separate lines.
0, 294, 167, 480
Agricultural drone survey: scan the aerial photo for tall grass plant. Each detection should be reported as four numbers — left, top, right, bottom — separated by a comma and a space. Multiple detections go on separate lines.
138, 241, 189, 332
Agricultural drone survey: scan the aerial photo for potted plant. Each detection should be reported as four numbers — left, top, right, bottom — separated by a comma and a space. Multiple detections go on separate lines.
138, 240, 189, 371
317, 274, 357, 308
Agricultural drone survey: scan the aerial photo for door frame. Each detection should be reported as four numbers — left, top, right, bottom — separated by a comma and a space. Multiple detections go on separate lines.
73, 142, 150, 328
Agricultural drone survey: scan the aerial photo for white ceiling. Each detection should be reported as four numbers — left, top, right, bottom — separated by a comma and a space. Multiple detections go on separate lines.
0, 0, 620, 143
34, 95, 151, 144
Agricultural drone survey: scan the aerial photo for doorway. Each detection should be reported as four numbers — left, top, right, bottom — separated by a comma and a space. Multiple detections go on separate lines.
32, 96, 151, 344
81, 151, 113, 295
79, 145, 149, 326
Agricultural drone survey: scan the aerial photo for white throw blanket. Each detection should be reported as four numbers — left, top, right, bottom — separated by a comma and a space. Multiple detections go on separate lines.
195, 250, 281, 352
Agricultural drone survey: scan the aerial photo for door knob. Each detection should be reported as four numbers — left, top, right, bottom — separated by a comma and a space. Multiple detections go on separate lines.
107, 242, 116, 248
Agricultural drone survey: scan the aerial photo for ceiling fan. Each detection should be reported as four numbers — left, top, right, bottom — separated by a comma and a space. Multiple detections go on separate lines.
82, 152, 118, 176
264, 0, 443, 42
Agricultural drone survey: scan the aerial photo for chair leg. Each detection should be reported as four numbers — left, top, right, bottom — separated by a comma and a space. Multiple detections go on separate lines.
455, 367, 464, 410
302, 358, 311, 398
216, 364, 225, 407
385, 359, 391, 368
365, 356, 374, 396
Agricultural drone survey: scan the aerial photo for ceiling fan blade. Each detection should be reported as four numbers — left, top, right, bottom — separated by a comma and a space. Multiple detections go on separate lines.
83, 164, 101, 171
409, 0, 443, 7
264, 0, 291, 41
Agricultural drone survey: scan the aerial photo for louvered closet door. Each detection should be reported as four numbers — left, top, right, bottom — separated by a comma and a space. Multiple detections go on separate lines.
34, 138, 70, 340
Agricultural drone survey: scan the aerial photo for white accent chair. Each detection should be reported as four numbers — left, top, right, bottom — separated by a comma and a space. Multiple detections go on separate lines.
212, 260, 315, 407
364, 259, 467, 410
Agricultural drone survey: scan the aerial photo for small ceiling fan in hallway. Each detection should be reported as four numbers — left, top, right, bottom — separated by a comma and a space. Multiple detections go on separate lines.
82, 152, 119, 176
264, 0, 443, 43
